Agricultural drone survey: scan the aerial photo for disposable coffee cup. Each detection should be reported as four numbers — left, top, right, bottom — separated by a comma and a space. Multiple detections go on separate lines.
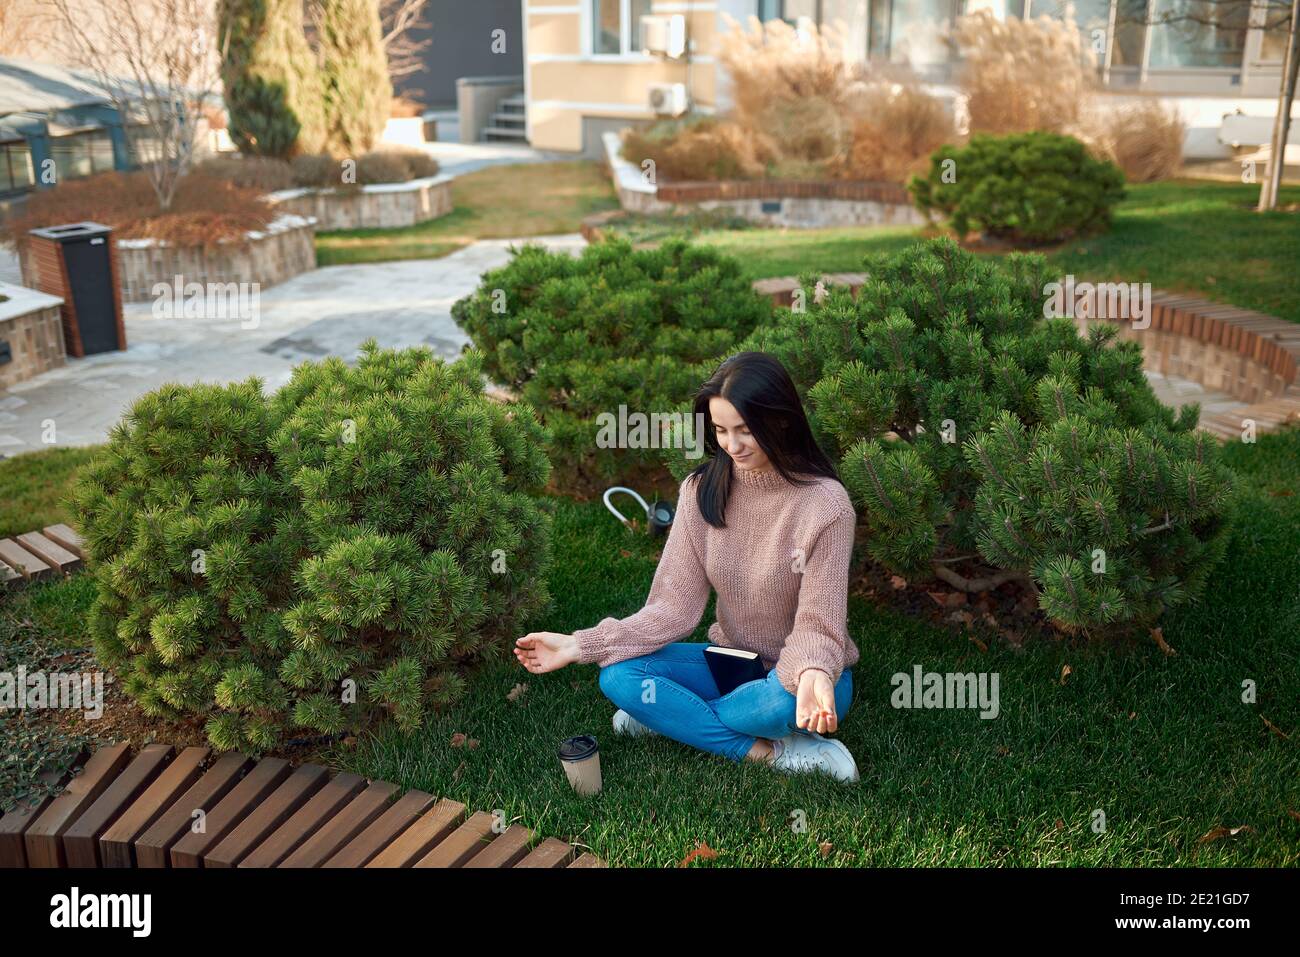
558, 735, 602, 796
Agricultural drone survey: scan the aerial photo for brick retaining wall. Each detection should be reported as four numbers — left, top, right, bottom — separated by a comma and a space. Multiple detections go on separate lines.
0, 284, 66, 389
268, 176, 452, 231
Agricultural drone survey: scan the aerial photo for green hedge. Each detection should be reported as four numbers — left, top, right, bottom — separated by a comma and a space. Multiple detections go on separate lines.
74, 344, 554, 751
452, 237, 772, 483
910, 131, 1125, 244
669, 239, 1233, 632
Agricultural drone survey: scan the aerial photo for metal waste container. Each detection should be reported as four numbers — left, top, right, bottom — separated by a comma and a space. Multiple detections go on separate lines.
27, 222, 126, 357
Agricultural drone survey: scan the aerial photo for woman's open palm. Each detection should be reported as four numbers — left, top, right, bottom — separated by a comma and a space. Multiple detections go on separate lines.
795, 669, 838, 734
514, 631, 579, 674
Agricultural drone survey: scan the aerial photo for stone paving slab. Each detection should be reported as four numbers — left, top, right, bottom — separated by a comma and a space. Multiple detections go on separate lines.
0, 235, 585, 452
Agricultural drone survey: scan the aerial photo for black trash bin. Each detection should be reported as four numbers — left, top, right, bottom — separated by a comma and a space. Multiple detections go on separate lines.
27, 222, 125, 357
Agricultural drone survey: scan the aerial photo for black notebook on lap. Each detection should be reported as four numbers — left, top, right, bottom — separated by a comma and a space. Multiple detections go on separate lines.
704, 645, 767, 696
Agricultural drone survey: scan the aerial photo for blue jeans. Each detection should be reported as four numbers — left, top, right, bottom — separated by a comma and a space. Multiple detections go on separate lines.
597, 642, 854, 763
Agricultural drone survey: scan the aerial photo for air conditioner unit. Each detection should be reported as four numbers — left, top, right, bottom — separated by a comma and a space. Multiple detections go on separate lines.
648, 83, 689, 117
640, 14, 687, 58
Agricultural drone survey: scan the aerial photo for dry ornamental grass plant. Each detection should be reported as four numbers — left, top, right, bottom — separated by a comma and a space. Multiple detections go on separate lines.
953, 10, 1096, 135
622, 15, 955, 185
1084, 100, 1186, 183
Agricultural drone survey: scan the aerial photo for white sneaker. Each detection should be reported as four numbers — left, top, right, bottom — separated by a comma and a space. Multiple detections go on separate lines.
770, 731, 859, 783
612, 709, 658, 738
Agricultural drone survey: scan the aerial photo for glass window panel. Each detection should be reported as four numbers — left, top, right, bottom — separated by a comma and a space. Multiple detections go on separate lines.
868, 0, 891, 56
1112, 0, 1148, 67
592, 0, 620, 54
1033, 0, 1112, 64
822, 0, 870, 59
1259, 1, 1291, 60
51, 134, 93, 182
888, 0, 961, 65
89, 131, 115, 174
1148, 0, 1249, 68
784, 0, 821, 22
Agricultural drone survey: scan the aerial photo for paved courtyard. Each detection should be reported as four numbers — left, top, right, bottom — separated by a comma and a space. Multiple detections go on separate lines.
0, 235, 585, 451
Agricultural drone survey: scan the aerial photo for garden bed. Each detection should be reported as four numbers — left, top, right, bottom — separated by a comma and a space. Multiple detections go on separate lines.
24, 214, 320, 304
266, 174, 453, 231
0, 282, 66, 389
604, 131, 925, 229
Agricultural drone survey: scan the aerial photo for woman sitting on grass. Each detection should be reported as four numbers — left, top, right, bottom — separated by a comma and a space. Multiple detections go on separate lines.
515, 351, 861, 782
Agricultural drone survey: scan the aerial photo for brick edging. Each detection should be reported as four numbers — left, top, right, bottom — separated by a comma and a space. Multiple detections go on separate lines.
656, 179, 912, 205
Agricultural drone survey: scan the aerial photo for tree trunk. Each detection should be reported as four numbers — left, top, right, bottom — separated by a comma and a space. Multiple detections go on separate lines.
1259, 0, 1300, 211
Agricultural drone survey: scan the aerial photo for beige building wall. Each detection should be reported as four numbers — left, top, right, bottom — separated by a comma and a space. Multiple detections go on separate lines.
524, 0, 728, 153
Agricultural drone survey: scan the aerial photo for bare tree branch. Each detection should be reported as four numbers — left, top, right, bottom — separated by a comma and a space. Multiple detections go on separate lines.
33, 0, 223, 212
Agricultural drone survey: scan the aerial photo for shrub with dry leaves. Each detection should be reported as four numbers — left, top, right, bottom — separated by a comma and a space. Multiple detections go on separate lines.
2, 170, 276, 251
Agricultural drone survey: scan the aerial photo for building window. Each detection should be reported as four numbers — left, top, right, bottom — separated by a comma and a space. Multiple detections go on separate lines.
1258, 0, 1292, 61
0, 140, 36, 194
590, 0, 654, 55
49, 129, 115, 184
1034, 0, 1113, 62
1147, 0, 1250, 69
1111, 0, 1149, 68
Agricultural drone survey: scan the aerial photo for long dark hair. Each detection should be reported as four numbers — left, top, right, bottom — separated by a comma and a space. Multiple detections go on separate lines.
686, 352, 839, 528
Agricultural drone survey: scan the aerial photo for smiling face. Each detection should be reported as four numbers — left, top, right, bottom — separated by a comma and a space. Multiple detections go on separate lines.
709, 396, 771, 472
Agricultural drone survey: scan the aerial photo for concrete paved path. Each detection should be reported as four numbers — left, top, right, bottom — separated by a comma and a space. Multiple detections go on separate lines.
0, 234, 585, 452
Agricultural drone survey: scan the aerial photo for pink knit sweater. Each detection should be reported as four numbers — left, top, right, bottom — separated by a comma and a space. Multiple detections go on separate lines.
573, 463, 860, 694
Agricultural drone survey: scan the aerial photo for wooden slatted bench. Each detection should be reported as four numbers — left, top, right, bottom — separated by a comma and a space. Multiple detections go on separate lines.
0, 524, 86, 590
0, 743, 605, 870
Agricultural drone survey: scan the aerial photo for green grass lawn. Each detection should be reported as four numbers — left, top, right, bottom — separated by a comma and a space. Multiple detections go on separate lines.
2, 426, 1296, 863
0, 446, 101, 539
314, 161, 620, 266
667, 180, 1300, 323
320, 428, 1300, 867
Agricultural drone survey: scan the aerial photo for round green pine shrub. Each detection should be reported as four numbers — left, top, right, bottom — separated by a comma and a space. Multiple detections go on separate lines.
74, 344, 554, 751
451, 237, 772, 483
686, 239, 1233, 633
909, 131, 1125, 245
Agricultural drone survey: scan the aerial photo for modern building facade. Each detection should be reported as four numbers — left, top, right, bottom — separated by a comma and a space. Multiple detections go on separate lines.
0, 58, 143, 201
520, 0, 1299, 158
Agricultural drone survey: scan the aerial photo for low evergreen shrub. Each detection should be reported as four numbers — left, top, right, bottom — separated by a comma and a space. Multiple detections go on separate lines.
910, 131, 1125, 244
452, 237, 771, 483
73, 345, 553, 751
669, 239, 1233, 632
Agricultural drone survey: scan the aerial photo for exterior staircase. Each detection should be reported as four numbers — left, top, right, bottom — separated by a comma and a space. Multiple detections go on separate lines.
483, 92, 527, 143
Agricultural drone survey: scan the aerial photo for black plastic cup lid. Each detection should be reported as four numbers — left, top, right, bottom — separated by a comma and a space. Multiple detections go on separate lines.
558, 734, 598, 762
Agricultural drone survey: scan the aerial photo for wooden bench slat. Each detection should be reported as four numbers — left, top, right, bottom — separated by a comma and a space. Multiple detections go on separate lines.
135, 752, 251, 868
16, 532, 82, 574
278, 780, 398, 868
168, 757, 290, 868
568, 853, 607, 868
463, 822, 533, 869
515, 837, 574, 869
204, 763, 329, 868
63, 744, 173, 867
42, 524, 86, 559
323, 789, 435, 868
0, 748, 89, 868
99, 747, 210, 868
0, 538, 54, 582
365, 798, 465, 868
239, 771, 366, 868
413, 810, 496, 868
24, 744, 131, 867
